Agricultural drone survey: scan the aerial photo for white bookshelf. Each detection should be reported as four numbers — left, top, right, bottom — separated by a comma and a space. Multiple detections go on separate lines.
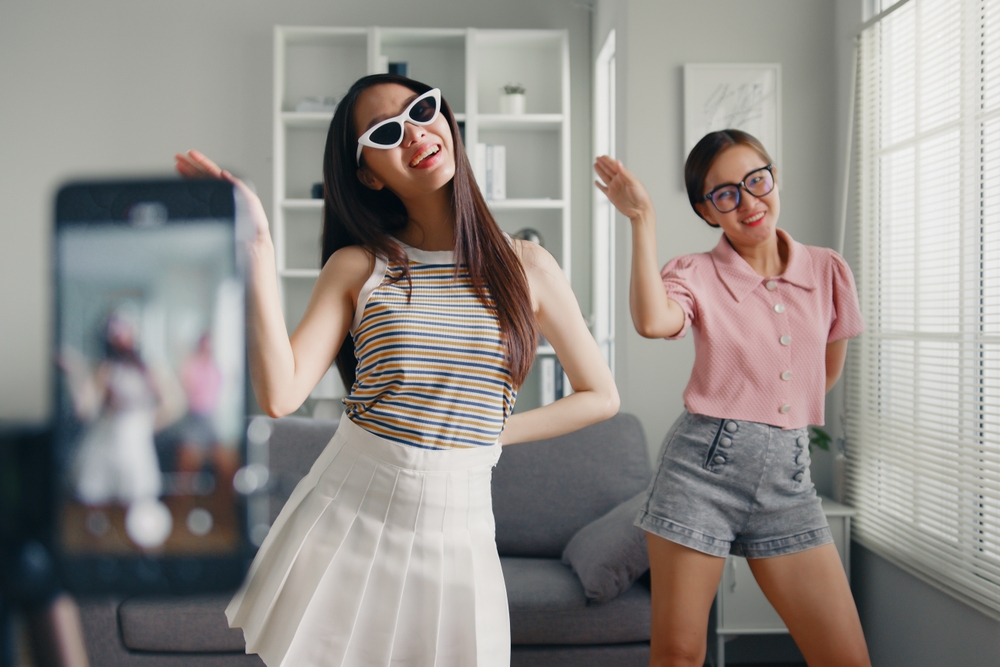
272, 26, 570, 409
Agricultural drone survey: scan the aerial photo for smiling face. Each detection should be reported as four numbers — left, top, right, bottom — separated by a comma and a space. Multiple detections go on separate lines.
694, 144, 780, 247
354, 83, 456, 201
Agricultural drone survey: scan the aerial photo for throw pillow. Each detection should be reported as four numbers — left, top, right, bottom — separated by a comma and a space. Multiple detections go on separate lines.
561, 491, 649, 604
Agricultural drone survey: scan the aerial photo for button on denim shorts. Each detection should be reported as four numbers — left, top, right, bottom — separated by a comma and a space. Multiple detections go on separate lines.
636, 411, 832, 559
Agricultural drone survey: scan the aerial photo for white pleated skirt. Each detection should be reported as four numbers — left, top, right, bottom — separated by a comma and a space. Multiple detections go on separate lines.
225, 413, 509, 667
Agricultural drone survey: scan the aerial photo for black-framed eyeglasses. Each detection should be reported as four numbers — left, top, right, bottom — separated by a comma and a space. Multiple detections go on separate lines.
703, 165, 775, 214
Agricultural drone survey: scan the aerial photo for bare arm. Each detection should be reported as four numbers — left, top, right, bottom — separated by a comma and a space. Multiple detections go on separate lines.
593, 156, 685, 338
498, 242, 620, 445
248, 243, 370, 416
826, 339, 849, 393
58, 347, 104, 420
175, 150, 369, 417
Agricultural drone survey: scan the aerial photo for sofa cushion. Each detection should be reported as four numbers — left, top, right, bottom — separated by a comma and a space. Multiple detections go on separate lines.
119, 594, 244, 652
562, 491, 650, 603
493, 413, 651, 557
510, 643, 650, 667
262, 415, 338, 523
118, 560, 651, 652
502, 557, 651, 645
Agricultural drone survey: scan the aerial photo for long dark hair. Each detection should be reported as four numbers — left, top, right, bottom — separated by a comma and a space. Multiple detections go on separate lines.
684, 129, 775, 226
321, 74, 537, 389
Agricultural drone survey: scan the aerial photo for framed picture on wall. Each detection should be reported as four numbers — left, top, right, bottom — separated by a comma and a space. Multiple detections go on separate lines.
683, 63, 782, 168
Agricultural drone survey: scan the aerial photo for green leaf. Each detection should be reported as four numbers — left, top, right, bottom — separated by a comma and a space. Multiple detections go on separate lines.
808, 425, 831, 452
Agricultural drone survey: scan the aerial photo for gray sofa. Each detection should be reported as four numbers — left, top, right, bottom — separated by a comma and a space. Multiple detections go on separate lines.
78, 412, 653, 666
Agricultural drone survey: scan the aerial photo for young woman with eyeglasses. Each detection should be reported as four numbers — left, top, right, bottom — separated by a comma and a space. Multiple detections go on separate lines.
175, 74, 618, 667
595, 130, 871, 667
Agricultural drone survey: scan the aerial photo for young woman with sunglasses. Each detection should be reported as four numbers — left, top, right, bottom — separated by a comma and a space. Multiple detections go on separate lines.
595, 130, 871, 667
175, 74, 618, 667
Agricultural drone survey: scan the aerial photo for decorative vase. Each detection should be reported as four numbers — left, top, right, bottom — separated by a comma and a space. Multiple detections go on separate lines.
500, 93, 526, 115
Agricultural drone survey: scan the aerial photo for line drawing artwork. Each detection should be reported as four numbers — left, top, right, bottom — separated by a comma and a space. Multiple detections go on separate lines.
684, 64, 781, 167
702, 83, 766, 130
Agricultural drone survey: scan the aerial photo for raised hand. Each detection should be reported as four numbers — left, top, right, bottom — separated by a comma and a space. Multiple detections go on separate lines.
593, 155, 654, 222
175, 150, 271, 243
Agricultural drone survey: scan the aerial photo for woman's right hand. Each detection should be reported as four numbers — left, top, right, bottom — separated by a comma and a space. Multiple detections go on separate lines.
594, 156, 685, 339
593, 155, 654, 223
175, 150, 271, 244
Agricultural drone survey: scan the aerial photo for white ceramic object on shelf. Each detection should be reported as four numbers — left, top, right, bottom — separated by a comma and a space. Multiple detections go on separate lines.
499, 92, 526, 114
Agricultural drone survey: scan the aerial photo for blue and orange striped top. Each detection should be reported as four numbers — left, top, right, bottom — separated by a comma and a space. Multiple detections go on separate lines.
343, 244, 517, 450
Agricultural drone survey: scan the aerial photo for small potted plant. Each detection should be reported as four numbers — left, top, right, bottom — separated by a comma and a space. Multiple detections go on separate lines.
500, 83, 526, 115
810, 425, 849, 502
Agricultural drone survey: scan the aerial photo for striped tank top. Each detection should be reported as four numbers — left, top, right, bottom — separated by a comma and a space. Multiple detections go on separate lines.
343, 244, 517, 450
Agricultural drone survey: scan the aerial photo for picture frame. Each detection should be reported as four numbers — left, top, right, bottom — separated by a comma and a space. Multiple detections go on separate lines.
683, 63, 782, 168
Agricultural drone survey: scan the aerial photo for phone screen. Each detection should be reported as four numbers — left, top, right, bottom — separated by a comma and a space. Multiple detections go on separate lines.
53, 180, 252, 592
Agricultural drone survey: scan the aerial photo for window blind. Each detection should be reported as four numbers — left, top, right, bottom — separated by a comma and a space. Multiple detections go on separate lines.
846, 0, 1000, 619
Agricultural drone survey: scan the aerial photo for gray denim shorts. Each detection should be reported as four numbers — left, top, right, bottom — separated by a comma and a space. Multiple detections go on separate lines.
636, 411, 832, 559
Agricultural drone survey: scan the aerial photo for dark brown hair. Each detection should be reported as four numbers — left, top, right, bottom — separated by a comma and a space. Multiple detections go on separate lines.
684, 129, 774, 226
321, 74, 537, 389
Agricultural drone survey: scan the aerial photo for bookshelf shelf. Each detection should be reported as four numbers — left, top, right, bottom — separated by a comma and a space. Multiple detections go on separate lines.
282, 199, 324, 209
487, 198, 564, 210
279, 269, 322, 279
273, 25, 569, 407
477, 113, 563, 130
282, 112, 333, 128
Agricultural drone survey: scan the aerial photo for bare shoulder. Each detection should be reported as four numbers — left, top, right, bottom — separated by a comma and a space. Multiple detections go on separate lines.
322, 245, 375, 282
317, 245, 375, 291
513, 238, 561, 279
513, 239, 567, 314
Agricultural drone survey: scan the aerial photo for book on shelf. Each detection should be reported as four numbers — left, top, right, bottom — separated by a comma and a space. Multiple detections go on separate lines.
473, 143, 506, 201
539, 356, 564, 406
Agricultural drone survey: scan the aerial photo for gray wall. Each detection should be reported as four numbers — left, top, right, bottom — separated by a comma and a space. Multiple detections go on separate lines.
602, 0, 840, 464
593, 0, 839, 662
595, 0, 1000, 662
852, 543, 1000, 667
0, 0, 592, 423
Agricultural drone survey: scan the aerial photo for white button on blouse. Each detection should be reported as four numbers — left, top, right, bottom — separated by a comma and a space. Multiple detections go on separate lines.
766, 280, 778, 291
780, 334, 792, 346
780, 404, 791, 414
774, 303, 786, 313
781, 370, 793, 381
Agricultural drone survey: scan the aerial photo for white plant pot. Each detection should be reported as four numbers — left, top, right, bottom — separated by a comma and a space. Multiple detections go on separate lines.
832, 453, 847, 503
500, 93, 526, 115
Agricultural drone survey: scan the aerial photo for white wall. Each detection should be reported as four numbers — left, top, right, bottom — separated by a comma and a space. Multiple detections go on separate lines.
0, 0, 592, 422
603, 0, 840, 460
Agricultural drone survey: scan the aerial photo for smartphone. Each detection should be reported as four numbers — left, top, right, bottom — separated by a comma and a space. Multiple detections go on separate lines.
52, 178, 264, 596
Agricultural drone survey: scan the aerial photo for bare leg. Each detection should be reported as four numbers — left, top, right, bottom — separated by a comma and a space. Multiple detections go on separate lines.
747, 543, 871, 667
647, 533, 726, 667
27, 593, 90, 667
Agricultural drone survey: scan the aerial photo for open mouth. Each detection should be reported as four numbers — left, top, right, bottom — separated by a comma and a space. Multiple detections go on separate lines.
409, 145, 441, 167
741, 211, 765, 225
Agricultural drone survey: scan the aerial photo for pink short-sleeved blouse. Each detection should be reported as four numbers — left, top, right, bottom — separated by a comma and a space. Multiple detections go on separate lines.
661, 228, 865, 429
